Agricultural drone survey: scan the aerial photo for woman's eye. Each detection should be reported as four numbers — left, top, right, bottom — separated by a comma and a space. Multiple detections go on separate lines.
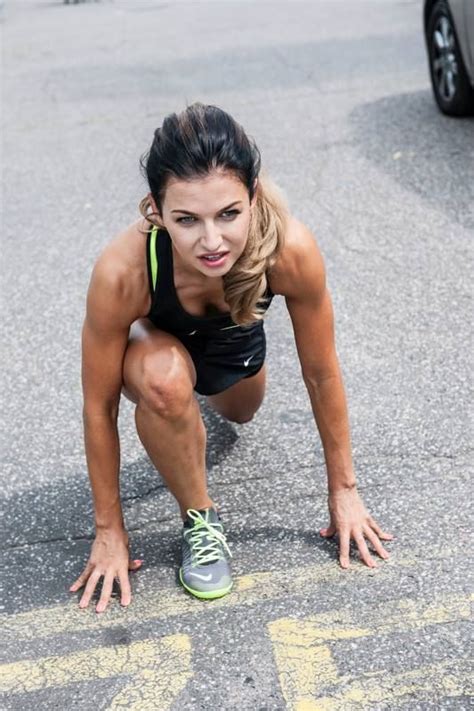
177, 210, 239, 225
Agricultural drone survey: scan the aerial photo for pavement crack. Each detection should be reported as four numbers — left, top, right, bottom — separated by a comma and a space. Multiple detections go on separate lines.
5, 532, 95, 551
122, 483, 166, 504
4, 521, 159, 550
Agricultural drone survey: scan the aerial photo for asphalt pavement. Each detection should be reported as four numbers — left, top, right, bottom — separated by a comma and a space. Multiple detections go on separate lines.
1, 0, 473, 709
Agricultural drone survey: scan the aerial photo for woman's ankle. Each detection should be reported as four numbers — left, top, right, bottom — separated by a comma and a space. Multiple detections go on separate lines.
179, 498, 216, 521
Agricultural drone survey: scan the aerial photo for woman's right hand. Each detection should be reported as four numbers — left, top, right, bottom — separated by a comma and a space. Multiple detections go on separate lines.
69, 527, 143, 613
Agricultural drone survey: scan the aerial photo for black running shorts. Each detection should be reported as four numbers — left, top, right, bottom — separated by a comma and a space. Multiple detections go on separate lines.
176, 320, 266, 396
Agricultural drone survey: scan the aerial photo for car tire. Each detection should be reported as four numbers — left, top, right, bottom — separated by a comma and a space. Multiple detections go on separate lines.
426, 0, 474, 116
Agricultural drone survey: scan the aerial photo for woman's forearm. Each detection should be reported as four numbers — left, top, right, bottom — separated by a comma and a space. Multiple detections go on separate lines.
83, 411, 124, 530
303, 367, 357, 493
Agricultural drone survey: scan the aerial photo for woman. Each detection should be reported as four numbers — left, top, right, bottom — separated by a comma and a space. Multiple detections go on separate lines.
70, 103, 394, 613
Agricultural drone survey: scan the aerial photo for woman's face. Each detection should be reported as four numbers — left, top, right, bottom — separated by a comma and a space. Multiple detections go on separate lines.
154, 170, 257, 277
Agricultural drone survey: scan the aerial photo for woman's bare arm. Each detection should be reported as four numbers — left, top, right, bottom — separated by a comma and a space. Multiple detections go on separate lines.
270, 217, 394, 568
81, 255, 135, 525
70, 248, 144, 612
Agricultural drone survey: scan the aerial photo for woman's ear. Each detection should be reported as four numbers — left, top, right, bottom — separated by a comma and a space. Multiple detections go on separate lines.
148, 193, 160, 216
148, 193, 165, 226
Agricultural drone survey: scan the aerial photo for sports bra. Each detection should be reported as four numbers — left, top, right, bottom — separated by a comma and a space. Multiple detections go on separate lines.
145, 225, 274, 336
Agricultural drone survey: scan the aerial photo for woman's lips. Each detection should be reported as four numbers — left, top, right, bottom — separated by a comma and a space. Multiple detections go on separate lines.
198, 252, 229, 267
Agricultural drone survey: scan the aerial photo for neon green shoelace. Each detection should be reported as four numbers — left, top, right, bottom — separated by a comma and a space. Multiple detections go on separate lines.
185, 509, 232, 566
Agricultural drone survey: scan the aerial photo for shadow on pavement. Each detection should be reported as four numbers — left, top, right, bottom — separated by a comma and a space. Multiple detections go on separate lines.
350, 89, 474, 229
1, 404, 238, 549
0, 406, 241, 613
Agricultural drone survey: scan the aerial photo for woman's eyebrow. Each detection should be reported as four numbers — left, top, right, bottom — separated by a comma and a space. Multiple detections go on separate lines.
171, 200, 243, 215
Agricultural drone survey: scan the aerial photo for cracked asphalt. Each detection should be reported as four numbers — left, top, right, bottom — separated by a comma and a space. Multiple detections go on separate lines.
1, 1, 473, 709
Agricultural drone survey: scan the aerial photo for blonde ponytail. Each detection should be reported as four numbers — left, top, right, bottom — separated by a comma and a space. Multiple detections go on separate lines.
223, 171, 289, 325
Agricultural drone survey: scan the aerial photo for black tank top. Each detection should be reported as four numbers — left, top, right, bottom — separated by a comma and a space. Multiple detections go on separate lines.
145, 226, 274, 336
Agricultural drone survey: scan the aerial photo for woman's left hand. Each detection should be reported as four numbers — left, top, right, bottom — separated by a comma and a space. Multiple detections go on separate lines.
320, 487, 394, 569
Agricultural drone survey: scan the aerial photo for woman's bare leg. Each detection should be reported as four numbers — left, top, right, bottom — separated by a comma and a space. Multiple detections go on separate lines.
206, 365, 266, 423
122, 319, 214, 520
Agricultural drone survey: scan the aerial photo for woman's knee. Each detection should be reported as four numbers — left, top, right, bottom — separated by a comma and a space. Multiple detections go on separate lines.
141, 350, 193, 417
136, 348, 195, 420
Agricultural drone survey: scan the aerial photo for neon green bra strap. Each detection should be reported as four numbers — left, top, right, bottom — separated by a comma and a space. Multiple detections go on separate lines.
149, 226, 159, 291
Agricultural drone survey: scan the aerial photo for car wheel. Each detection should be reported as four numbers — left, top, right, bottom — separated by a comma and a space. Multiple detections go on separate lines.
427, 0, 474, 116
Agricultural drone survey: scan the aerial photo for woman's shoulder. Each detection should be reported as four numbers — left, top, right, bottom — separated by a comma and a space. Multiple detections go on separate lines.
86, 219, 151, 325
94, 218, 149, 270
268, 215, 326, 298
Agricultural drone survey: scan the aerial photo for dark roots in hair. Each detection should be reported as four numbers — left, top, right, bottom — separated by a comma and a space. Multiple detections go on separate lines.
140, 102, 261, 213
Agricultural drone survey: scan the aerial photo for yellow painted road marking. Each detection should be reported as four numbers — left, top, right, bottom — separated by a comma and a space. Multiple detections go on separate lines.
268, 593, 473, 710
0, 636, 192, 710
296, 660, 473, 710
1, 548, 453, 643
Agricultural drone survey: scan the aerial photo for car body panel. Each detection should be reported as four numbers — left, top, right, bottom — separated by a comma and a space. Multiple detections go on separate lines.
449, 0, 474, 81
464, 0, 474, 79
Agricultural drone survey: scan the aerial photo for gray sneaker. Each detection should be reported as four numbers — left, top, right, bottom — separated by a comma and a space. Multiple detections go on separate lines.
179, 508, 233, 599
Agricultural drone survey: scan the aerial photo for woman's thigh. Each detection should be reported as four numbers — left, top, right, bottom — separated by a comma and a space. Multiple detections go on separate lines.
206, 365, 266, 424
122, 318, 197, 404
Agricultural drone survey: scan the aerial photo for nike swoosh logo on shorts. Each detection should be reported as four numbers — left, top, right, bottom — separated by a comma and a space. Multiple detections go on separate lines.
188, 572, 213, 582
244, 355, 254, 367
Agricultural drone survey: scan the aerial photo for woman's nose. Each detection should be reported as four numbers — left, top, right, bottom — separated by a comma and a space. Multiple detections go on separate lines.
200, 223, 223, 251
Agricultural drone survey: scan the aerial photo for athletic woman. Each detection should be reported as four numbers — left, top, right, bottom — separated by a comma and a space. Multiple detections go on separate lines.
70, 103, 394, 613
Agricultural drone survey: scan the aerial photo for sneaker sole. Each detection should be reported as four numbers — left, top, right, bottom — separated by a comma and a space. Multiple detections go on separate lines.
179, 568, 233, 600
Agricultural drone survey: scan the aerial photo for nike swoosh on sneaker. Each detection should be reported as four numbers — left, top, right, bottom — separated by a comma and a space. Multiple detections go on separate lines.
243, 355, 254, 367
188, 572, 213, 582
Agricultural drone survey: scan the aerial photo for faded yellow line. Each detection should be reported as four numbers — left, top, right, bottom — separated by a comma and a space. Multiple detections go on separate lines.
269, 594, 473, 644
0, 636, 192, 710
1, 547, 453, 644
268, 593, 473, 709
296, 660, 474, 710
